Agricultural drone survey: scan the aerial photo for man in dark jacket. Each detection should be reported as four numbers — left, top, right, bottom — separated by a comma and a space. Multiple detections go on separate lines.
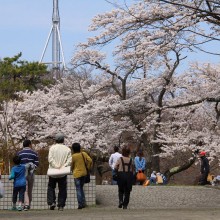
198, 151, 210, 185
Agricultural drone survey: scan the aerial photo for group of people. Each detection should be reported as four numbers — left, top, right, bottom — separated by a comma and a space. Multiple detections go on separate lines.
109, 147, 147, 185
149, 171, 167, 185
109, 146, 133, 209
9, 133, 92, 211
7, 137, 213, 211
108, 146, 147, 209
108, 145, 212, 209
9, 140, 38, 211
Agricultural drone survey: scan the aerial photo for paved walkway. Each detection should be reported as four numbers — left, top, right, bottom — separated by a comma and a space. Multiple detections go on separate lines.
96, 185, 220, 209
0, 185, 219, 220
0, 208, 220, 220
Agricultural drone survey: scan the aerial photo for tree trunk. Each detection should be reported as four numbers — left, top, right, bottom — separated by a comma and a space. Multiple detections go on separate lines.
151, 143, 161, 172
164, 152, 197, 182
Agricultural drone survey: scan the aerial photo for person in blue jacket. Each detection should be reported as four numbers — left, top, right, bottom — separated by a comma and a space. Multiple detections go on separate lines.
134, 150, 146, 185
9, 156, 27, 211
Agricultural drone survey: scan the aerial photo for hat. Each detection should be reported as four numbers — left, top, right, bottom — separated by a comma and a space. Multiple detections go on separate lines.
55, 133, 64, 142
199, 151, 206, 156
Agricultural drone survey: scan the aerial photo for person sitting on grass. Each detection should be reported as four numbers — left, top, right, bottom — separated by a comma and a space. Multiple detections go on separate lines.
150, 171, 157, 184
156, 172, 163, 184
9, 155, 27, 211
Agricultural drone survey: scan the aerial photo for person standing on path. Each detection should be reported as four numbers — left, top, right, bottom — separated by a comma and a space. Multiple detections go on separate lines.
72, 143, 93, 209
198, 151, 210, 185
109, 146, 122, 185
134, 150, 146, 185
9, 155, 27, 211
47, 133, 72, 211
17, 140, 39, 211
114, 146, 134, 209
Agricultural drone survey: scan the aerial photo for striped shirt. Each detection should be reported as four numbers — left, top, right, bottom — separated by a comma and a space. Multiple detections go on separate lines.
17, 147, 39, 168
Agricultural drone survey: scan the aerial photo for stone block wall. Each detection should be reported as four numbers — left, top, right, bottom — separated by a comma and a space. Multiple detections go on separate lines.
0, 175, 96, 210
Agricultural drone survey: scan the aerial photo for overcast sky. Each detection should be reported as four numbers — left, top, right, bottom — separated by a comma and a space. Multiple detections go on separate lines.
0, 0, 114, 65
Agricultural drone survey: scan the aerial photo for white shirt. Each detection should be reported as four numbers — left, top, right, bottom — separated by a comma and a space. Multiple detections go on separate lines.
48, 143, 72, 169
151, 173, 156, 178
109, 152, 122, 170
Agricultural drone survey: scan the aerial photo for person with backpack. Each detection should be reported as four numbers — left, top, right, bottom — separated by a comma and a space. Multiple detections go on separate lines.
114, 146, 134, 209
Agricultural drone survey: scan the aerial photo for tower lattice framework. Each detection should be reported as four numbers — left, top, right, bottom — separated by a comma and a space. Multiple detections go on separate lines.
39, 0, 66, 79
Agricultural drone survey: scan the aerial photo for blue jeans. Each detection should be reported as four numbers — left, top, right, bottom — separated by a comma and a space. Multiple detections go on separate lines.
74, 176, 85, 207
150, 177, 156, 184
112, 170, 118, 185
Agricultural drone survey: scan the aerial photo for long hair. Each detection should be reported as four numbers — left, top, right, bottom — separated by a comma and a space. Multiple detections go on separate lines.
122, 146, 130, 157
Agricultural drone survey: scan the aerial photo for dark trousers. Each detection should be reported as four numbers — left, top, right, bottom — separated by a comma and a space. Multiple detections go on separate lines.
117, 172, 133, 208
12, 186, 26, 204
118, 187, 130, 207
199, 172, 209, 185
111, 169, 118, 185
47, 176, 67, 207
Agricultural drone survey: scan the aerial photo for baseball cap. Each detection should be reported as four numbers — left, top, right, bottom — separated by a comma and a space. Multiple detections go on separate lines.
199, 151, 206, 156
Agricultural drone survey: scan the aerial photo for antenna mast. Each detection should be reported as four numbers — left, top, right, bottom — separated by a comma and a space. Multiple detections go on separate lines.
39, 0, 67, 79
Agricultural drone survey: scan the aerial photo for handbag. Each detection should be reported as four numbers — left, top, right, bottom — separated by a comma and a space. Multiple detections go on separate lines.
47, 166, 71, 177
81, 153, 90, 184
84, 173, 90, 183
143, 179, 150, 187
136, 170, 146, 182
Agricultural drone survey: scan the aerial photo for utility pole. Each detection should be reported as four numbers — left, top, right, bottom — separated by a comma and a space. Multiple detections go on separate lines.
39, 0, 67, 79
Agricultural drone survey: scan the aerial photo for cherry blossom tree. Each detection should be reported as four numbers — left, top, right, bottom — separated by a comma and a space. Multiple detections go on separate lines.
1, 61, 219, 175
70, 0, 220, 172
1, 0, 220, 176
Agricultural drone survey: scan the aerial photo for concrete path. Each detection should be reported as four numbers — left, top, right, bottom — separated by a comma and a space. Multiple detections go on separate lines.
96, 185, 220, 209
0, 185, 219, 220
0, 208, 220, 220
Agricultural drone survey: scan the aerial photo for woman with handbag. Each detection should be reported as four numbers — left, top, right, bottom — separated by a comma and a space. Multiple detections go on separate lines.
114, 146, 134, 210
134, 150, 146, 185
72, 143, 92, 209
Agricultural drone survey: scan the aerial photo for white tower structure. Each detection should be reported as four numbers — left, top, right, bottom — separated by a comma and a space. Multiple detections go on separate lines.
39, 0, 66, 79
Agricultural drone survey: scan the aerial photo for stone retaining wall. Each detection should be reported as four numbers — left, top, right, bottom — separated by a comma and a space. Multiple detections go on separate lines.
0, 175, 96, 210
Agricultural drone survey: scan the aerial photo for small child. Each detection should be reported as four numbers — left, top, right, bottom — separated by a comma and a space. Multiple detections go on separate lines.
9, 156, 27, 211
